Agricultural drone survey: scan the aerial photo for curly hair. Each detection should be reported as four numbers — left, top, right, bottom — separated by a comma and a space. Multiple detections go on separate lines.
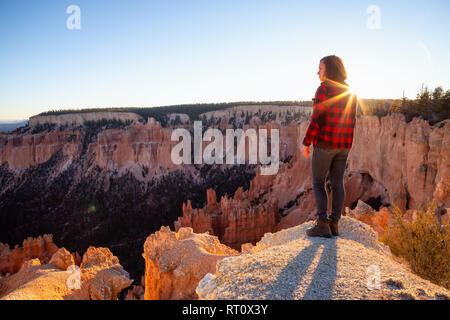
320, 55, 348, 85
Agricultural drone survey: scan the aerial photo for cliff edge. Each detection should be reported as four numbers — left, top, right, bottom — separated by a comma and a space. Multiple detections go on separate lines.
196, 216, 449, 300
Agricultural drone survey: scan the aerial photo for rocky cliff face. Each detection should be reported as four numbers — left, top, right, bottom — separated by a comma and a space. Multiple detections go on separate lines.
3, 112, 447, 210
348, 114, 449, 212
0, 130, 82, 170
199, 104, 311, 124
0, 118, 172, 174
95, 119, 180, 176
1, 115, 300, 175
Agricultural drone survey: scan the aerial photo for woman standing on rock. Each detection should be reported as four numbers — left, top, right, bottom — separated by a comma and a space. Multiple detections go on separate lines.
302, 55, 362, 238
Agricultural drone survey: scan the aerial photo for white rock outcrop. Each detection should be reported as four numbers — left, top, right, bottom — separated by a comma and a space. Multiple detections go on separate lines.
196, 216, 450, 300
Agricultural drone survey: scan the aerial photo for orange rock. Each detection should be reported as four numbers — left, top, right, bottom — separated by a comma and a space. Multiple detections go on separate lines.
125, 276, 145, 300
347, 115, 450, 212
0, 130, 82, 170
241, 243, 254, 253
69, 247, 133, 300
1, 113, 448, 212
0, 246, 132, 300
19, 258, 41, 271
95, 119, 180, 176
234, 186, 244, 201
206, 189, 218, 211
175, 188, 280, 250
0, 234, 59, 275
345, 200, 393, 235
142, 226, 238, 300
49, 248, 75, 270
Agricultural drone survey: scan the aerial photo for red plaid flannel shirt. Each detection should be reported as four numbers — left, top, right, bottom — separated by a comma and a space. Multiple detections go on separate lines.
302, 80, 359, 149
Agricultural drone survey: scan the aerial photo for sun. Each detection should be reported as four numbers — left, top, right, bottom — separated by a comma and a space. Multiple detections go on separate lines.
324, 79, 359, 97
347, 81, 364, 100
348, 86, 356, 95
348, 84, 360, 96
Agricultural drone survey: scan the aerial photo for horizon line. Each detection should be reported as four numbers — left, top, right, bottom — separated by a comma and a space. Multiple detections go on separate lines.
1, 97, 405, 122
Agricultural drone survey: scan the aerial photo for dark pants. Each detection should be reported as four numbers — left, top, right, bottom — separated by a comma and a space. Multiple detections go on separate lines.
312, 147, 350, 221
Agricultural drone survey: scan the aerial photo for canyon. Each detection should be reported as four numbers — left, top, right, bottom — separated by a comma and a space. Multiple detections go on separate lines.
0, 108, 448, 299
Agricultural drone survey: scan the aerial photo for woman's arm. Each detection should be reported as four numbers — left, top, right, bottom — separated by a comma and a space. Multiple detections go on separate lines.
302, 85, 327, 147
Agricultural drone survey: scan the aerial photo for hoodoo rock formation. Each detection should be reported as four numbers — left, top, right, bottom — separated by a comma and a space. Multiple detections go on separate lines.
142, 226, 238, 300
0, 234, 59, 275
49, 248, 76, 271
175, 188, 280, 250
71, 247, 133, 300
196, 217, 450, 300
125, 276, 145, 300
0, 246, 132, 300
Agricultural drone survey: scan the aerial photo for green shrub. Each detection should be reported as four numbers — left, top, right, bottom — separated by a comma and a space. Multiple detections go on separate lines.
380, 203, 450, 289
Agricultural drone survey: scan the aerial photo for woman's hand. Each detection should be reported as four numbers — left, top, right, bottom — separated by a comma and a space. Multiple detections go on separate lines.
302, 145, 310, 158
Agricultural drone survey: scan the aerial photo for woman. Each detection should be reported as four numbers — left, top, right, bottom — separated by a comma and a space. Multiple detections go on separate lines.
302, 55, 361, 238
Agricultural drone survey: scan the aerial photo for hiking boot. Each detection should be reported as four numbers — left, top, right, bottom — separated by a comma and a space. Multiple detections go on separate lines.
306, 218, 332, 238
329, 218, 339, 236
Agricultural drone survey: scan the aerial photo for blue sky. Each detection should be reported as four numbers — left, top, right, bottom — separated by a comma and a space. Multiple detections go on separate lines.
1, 0, 449, 120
